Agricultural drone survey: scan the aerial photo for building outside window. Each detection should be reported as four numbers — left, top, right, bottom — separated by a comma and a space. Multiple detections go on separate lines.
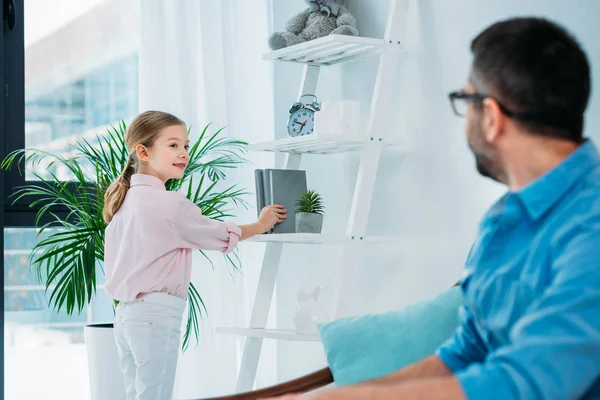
4, 1, 139, 398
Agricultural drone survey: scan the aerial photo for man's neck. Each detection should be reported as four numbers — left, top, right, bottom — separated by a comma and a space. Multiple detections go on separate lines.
503, 137, 581, 191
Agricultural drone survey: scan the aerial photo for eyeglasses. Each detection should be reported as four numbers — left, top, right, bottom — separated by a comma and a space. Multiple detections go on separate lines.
448, 90, 519, 118
448, 90, 583, 130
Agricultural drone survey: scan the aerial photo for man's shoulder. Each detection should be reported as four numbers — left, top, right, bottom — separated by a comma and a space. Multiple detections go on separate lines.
549, 163, 600, 254
583, 161, 600, 186
544, 163, 600, 248
569, 162, 600, 211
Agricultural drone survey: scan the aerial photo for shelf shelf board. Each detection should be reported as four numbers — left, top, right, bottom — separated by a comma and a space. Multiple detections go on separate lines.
246, 233, 404, 245
247, 134, 401, 155
263, 35, 386, 66
247, 233, 345, 244
216, 327, 321, 342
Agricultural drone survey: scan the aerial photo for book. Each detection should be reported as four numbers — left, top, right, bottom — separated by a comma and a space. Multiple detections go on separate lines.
267, 169, 307, 234
262, 169, 272, 208
253, 168, 308, 234
254, 169, 265, 218
262, 169, 273, 233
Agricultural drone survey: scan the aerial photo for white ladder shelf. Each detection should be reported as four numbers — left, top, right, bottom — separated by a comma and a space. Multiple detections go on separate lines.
217, 0, 409, 392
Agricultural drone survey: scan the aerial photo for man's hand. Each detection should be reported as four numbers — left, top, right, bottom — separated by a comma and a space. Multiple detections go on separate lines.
262, 377, 465, 400
261, 389, 343, 400
261, 357, 459, 400
369, 355, 452, 385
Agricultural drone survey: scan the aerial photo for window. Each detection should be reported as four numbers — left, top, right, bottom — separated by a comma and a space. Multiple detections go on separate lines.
4, 228, 115, 399
23, 0, 139, 181
2, 1, 139, 398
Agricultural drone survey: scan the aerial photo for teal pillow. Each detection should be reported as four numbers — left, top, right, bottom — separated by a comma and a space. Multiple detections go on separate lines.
318, 287, 463, 386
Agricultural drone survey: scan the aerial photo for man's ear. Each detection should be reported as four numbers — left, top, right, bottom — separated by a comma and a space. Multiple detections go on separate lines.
481, 97, 505, 143
135, 144, 150, 162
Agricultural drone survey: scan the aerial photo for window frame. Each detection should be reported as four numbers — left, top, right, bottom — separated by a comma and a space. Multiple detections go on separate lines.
3, 2, 142, 395
2, 1, 87, 395
3, 0, 76, 227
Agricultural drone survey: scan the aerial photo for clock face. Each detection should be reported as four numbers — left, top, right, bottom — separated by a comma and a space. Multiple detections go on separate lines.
287, 108, 315, 137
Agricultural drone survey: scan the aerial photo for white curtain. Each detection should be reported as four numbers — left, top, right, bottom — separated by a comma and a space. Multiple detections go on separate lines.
138, 0, 276, 397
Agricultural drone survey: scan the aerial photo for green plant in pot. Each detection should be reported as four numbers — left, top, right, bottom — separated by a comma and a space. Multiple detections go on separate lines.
1, 121, 248, 352
295, 189, 324, 233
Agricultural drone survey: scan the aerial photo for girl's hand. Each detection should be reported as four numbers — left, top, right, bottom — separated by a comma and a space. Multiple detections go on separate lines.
259, 204, 287, 232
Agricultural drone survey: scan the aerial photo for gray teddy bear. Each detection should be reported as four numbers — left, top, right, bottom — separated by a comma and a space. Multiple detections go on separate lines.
269, 0, 359, 50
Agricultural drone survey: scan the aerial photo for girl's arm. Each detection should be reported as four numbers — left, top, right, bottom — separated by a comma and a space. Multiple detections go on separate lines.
172, 195, 287, 253
240, 204, 287, 240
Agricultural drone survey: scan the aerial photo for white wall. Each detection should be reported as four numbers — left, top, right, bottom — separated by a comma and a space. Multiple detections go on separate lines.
268, 0, 600, 384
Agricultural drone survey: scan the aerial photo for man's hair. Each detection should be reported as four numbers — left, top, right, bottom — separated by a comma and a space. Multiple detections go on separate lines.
470, 17, 591, 142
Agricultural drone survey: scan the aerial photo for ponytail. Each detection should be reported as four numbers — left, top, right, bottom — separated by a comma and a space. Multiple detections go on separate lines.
103, 154, 136, 223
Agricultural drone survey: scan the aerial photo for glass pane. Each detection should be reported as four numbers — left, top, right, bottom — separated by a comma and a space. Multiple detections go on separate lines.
4, 228, 114, 400
24, 0, 139, 181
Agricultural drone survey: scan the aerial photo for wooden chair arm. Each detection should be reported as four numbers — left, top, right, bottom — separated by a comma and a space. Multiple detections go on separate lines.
196, 282, 460, 399
195, 367, 333, 400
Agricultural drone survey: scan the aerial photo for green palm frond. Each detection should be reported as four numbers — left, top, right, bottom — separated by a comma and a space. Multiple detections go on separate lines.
183, 282, 207, 352
76, 121, 129, 186
1, 120, 247, 351
167, 124, 248, 190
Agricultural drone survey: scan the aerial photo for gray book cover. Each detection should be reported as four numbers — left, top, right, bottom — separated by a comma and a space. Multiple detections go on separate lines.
262, 169, 274, 234
254, 169, 265, 218
266, 169, 307, 234
262, 169, 272, 207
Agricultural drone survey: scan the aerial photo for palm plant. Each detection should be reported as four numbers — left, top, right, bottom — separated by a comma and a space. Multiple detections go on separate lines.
1, 121, 249, 351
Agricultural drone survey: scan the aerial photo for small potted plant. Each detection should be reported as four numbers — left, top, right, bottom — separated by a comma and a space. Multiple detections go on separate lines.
295, 189, 325, 233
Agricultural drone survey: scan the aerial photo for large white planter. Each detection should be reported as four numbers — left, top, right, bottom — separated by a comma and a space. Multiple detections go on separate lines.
85, 323, 126, 400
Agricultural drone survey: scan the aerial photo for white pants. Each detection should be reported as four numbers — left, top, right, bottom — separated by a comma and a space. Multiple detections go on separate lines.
114, 292, 186, 400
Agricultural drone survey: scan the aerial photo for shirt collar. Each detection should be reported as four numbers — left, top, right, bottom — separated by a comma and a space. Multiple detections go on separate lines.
130, 173, 166, 191
516, 139, 600, 221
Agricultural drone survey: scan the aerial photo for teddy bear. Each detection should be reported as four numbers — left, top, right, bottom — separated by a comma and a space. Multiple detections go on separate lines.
268, 0, 359, 51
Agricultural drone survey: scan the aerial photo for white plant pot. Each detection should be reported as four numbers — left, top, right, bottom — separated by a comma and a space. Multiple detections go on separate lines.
296, 212, 324, 233
85, 323, 126, 400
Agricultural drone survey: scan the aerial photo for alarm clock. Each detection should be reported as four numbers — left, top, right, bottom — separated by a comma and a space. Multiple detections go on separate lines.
287, 94, 321, 137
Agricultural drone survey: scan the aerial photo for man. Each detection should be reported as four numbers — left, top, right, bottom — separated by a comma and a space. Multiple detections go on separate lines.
270, 16, 600, 400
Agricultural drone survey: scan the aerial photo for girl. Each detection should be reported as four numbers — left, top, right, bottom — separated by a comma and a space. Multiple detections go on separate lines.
103, 110, 286, 400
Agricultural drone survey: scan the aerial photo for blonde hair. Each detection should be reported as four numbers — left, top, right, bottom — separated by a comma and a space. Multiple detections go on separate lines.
102, 111, 185, 223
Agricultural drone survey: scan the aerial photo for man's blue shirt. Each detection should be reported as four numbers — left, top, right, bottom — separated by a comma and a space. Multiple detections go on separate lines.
437, 140, 600, 399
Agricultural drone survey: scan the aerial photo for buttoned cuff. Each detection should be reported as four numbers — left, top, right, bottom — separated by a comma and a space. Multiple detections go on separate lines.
436, 341, 468, 373
223, 221, 242, 254
455, 363, 521, 400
